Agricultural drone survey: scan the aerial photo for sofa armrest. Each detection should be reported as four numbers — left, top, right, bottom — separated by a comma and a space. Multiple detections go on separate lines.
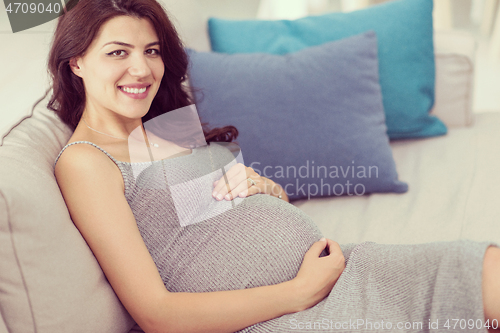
431, 31, 476, 128
434, 30, 476, 59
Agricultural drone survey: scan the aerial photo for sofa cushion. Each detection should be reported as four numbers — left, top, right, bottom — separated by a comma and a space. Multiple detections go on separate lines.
0, 93, 136, 333
295, 113, 500, 246
0, 312, 8, 333
208, 0, 447, 140
187, 31, 408, 201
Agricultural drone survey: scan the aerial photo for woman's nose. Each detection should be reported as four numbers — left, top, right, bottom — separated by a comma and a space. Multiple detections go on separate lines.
128, 54, 152, 77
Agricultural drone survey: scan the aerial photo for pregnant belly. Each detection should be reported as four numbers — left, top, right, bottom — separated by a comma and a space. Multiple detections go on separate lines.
158, 194, 323, 293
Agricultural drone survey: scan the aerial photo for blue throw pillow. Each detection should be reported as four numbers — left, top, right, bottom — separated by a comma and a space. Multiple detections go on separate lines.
187, 31, 408, 201
208, 0, 446, 140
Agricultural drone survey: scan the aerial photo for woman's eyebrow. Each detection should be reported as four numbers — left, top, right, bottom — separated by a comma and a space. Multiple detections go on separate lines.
101, 41, 160, 49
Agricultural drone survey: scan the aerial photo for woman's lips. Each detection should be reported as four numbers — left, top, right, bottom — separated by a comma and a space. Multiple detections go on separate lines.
118, 85, 150, 99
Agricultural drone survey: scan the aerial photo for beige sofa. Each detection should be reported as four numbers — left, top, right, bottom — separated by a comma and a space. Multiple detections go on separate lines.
1, 1, 500, 332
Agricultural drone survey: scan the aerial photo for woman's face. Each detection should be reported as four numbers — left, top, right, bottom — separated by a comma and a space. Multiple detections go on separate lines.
70, 15, 164, 121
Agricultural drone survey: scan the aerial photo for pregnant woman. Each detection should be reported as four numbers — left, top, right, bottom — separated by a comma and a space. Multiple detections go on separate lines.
51, 0, 500, 332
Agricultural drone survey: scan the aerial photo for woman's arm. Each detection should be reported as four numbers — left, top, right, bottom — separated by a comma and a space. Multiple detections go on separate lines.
151, 238, 342, 333
55, 145, 343, 333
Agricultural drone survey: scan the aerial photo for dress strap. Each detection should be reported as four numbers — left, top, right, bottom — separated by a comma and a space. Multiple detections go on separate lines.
54, 141, 121, 169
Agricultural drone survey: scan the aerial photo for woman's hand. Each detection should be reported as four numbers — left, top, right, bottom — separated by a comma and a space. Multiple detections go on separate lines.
291, 238, 345, 312
212, 163, 286, 201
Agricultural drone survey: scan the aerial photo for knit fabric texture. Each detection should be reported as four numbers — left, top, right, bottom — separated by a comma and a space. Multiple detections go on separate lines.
55, 141, 495, 332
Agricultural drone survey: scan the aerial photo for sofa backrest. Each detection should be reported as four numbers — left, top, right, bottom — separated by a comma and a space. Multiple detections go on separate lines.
0, 93, 137, 333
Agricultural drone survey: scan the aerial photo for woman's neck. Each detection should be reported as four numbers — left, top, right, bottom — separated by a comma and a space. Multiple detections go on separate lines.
81, 109, 144, 142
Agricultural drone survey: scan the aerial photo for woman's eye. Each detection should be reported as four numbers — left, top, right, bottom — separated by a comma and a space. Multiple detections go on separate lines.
107, 50, 127, 57
147, 49, 161, 56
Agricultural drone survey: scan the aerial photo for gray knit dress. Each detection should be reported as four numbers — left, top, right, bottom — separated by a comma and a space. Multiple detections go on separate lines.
56, 141, 495, 333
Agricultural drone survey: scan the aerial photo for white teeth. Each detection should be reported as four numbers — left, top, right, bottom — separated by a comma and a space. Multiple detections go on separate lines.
121, 86, 147, 94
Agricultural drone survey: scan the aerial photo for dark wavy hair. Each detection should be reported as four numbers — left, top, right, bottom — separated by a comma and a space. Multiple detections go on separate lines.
47, 0, 237, 143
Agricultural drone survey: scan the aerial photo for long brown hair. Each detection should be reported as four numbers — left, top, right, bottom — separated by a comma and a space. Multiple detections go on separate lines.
47, 0, 237, 143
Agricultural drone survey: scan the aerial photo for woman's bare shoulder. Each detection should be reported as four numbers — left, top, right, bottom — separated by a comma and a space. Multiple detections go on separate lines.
56, 141, 114, 171
55, 140, 124, 193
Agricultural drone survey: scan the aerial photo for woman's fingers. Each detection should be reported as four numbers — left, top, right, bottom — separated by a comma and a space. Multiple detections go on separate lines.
325, 239, 342, 257
320, 239, 345, 268
212, 163, 266, 201
223, 163, 248, 186
226, 180, 262, 200
212, 163, 247, 198
305, 238, 328, 258
292, 238, 345, 311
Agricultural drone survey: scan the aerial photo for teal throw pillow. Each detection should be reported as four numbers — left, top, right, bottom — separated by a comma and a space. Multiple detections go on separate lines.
208, 0, 447, 140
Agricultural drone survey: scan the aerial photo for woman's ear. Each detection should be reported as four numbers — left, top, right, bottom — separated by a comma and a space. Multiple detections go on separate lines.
69, 57, 82, 77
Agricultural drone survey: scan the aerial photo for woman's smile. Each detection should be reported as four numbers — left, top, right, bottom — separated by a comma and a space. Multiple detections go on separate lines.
118, 84, 151, 99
